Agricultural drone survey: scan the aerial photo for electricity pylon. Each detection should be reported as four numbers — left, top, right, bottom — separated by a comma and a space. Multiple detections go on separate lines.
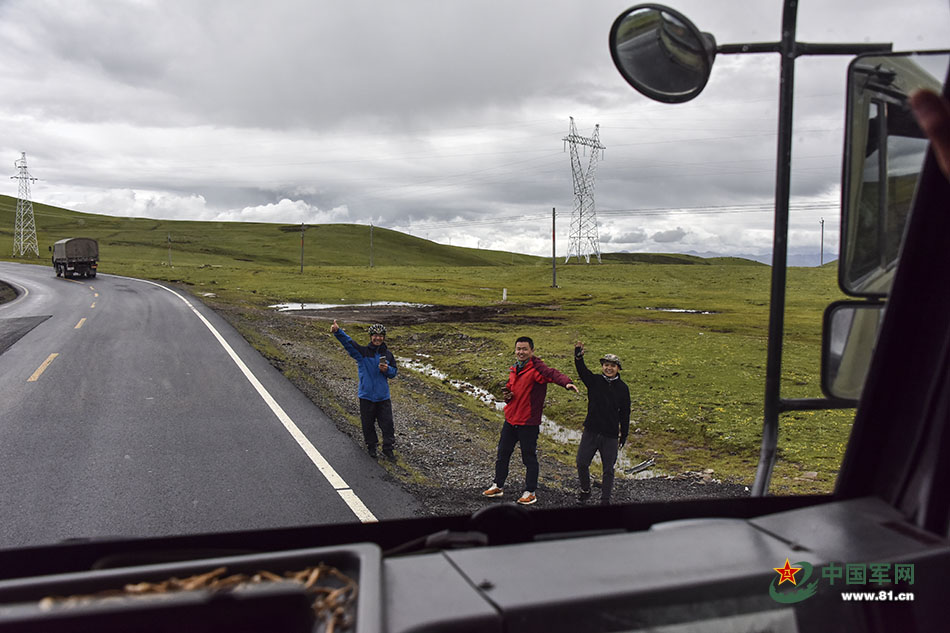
11, 152, 39, 258
563, 117, 604, 263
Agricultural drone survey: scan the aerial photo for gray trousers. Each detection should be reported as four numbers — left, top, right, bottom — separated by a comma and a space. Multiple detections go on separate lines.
576, 429, 619, 501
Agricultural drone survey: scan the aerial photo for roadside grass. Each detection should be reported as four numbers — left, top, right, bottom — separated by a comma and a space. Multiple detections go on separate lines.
0, 198, 853, 493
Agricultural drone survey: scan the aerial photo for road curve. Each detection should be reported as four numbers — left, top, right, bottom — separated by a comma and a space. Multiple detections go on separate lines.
0, 262, 421, 549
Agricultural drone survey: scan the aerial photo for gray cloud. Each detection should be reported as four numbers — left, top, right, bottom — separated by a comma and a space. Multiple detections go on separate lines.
602, 229, 648, 244
652, 227, 687, 244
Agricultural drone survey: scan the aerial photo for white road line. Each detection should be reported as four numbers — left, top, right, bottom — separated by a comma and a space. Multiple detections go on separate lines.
115, 276, 378, 524
337, 489, 377, 523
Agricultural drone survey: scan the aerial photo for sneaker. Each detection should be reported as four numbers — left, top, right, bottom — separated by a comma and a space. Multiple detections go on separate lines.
577, 489, 592, 502
482, 485, 504, 497
383, 449, 395, 461
517, 491, 537, 505
367, 447, 378, 459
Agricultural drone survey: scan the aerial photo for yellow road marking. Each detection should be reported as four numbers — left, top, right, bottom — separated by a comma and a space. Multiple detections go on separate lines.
94, 292, 99, 297
91, 302, 96, 308
75, 318, 86, 329
28, 353, 59, 382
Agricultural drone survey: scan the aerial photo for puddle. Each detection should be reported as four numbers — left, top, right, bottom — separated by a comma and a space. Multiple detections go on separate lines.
398, 356, 661, 479
270, 301, 431, 312
643, 306, 717, 315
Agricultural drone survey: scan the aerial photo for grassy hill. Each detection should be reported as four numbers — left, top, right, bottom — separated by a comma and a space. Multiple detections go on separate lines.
600, 252, 765, 266
0, 195, 549, 269
0, 196, 764, 272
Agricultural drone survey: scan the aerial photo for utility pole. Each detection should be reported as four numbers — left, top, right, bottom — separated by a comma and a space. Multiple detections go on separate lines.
11, 152, 39, 257
300, 222, 305, 273
552, 207, 557, 287
370, 224, 374, 268
819, 217, 825, 266
167, 233, 172, 267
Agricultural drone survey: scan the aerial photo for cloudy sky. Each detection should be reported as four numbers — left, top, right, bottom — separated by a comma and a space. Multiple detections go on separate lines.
1, 1, 948, 263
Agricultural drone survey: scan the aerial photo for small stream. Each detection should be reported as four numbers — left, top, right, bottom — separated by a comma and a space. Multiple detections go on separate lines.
398, 356, 660, 479
270, 301, 431, 312
642, 306, 717, 315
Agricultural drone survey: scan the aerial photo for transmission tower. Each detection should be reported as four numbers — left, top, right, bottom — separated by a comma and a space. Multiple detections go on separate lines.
563, 117, 604, 263
11, 152, 39, 258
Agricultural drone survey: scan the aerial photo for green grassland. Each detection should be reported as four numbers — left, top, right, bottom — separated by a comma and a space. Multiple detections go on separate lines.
1, 195, 853, 493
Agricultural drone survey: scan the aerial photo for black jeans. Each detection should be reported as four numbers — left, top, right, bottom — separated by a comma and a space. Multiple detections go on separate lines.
576, 429, 619, 501
359, 398, 395, 452
493, 422, 540, 492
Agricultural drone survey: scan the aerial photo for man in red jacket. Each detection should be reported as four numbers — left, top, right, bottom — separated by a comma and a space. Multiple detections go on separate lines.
483, 336, 578, 505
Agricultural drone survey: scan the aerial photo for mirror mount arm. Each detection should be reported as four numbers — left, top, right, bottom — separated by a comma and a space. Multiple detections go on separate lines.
751, 0, 801, 499
749, 2, 891, 498
795, 42, 892, 56
716, 42, 782, 55
717, 41, 892, 57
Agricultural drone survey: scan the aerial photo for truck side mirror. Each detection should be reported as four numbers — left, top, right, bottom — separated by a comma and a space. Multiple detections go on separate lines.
608, 4, 716, 104
839, 51, 949, 297
825, 51, 947, 400
821, 301, 886, 402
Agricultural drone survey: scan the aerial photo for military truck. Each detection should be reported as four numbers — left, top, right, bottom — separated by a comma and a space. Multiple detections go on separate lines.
50, 237, 98, 279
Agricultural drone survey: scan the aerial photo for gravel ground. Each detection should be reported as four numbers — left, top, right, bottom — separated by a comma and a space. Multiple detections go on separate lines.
206, 299, 751, 518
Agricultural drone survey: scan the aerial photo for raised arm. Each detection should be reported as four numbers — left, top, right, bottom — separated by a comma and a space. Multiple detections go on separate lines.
332, 323, 362, 361
574, 342, 594, 386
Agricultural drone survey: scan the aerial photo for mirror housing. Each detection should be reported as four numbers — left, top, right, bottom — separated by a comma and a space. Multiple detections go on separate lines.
821, 301, 886, 402
839, 51, 949, 297
609, 4, 716, 103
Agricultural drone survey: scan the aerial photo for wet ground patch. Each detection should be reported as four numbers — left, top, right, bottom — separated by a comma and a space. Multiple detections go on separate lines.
288, 302, 564, 327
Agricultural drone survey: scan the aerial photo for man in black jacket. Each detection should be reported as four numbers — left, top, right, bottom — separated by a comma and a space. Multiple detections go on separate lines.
574, 342, 631, 504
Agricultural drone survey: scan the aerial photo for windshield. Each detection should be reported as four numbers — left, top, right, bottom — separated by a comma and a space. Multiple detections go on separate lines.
0, 1, 948, 553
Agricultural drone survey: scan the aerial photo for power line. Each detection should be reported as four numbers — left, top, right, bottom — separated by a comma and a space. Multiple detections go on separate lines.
597, 200, 838, 217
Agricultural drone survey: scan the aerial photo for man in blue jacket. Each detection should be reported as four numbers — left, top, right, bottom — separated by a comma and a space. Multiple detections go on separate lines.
331, 320, 398, 459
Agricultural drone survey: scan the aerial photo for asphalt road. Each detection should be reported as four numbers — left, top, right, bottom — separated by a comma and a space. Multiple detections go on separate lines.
0, 262, 422, 550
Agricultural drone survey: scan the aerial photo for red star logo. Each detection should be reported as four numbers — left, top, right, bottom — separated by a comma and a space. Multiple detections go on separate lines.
773, 558, 802, 586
